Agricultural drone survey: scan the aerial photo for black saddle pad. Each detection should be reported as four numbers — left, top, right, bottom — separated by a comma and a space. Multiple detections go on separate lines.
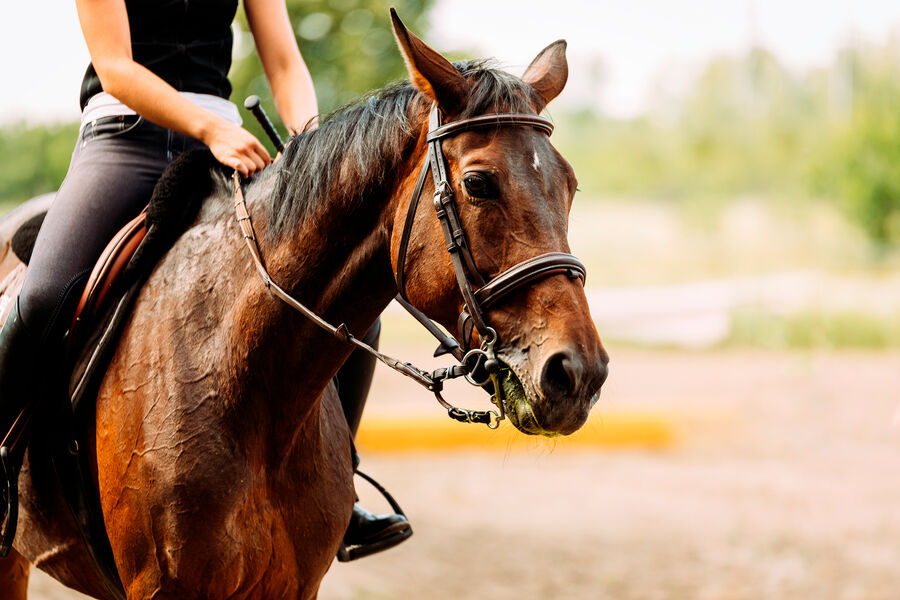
11, 212, 46, 265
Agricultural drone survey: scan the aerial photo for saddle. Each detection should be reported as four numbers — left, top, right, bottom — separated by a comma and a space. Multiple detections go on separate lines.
0, 149, 220, 600
1, 207, 150, 355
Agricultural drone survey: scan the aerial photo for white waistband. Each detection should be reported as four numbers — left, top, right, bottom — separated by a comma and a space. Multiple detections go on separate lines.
81, 91, 242, 132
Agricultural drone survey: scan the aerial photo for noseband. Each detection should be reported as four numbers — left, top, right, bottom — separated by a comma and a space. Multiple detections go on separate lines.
395, 104, 586, 354
233, 103, 586, 428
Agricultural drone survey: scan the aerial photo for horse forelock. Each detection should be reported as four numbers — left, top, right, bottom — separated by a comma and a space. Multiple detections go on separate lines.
264, 60, 542, 241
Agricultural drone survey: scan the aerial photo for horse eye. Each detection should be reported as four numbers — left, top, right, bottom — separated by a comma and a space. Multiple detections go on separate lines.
463, 172, 498, 199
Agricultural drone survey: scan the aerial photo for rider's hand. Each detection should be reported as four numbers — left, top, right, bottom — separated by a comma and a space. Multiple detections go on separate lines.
204, 120, 272, 177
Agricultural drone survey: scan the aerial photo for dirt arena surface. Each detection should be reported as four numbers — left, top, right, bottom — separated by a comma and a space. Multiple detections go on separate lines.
27, 349, 900, 599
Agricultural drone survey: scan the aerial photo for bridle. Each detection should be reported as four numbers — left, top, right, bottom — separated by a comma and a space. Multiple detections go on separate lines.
233, 103, 586, 428
395, 104, 586, 359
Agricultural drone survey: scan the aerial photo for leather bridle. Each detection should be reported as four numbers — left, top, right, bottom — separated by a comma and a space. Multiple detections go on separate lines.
395, 104, 586, 357
233, 103, 587, 428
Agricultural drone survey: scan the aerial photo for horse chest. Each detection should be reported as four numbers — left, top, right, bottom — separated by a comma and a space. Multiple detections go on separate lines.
92, 351, 353, 597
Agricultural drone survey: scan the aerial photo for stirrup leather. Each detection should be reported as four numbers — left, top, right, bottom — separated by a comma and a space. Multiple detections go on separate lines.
0, 446, 19, 557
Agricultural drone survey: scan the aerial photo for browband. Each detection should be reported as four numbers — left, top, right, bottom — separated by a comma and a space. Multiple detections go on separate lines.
427, 113, 554, 142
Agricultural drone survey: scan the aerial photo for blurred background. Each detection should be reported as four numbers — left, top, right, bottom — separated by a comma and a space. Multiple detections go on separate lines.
4, 0, 900, 598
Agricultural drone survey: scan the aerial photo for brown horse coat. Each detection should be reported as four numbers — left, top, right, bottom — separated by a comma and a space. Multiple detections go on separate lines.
1, 12, 607, 599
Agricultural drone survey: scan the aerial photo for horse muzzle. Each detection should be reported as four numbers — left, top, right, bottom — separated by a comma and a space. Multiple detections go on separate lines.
496, 345, 608, 437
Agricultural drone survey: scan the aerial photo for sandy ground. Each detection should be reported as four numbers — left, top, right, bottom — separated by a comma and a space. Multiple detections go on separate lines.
24, 348, 900, 599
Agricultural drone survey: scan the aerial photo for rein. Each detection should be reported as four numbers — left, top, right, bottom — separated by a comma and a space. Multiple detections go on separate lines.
232, 103, 586, 429
233, 172, 498, 426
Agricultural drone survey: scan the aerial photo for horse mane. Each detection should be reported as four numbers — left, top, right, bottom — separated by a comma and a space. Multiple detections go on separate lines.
265, 59, 542, 240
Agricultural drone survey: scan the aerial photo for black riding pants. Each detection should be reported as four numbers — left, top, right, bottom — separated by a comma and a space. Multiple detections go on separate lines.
19, 115, 204, 343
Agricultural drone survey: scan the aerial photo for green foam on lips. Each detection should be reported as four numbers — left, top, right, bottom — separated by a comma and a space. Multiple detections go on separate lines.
498, 365, 550, 435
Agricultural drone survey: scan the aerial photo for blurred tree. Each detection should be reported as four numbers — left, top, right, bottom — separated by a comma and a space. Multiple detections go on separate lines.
0, 1, 434, 208
555, 48, 826, 200
6, 8, 900, 251
0, 121, 78, 209
817, 41, 900, 246
230, 0, 434, 151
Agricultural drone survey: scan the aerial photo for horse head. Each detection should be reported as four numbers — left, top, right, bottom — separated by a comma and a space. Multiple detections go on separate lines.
389, 11, 609, 436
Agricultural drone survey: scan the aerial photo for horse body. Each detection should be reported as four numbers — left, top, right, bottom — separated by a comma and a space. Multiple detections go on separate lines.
2, 12, 608, 599
91, 164, 392, 597
12, 163, 384, 597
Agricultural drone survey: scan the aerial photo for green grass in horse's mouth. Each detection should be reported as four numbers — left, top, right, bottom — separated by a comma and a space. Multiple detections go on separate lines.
497, 364, 558, 437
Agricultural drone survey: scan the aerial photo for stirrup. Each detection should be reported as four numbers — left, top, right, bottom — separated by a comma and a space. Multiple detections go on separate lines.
337, 469, 412, 562
337, 523, 412, 562
0, 446, 19, 557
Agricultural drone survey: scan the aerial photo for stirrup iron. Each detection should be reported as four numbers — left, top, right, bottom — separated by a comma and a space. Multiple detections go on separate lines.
337, 469, 412, 562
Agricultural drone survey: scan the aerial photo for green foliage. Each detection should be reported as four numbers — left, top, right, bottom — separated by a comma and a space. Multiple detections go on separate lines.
552, 42, 900, 248
814, 44, 900, 246
0, 2, 435, 206
0, 121, 79, 209
230, 0, 434, 152
554, 49, 829, 201
4, 11, 900, 253
726, 307, 900, 349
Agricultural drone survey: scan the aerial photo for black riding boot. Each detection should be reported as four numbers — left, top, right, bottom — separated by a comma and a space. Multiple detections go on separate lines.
335, 319, 412, 562
0, 299, 42, 557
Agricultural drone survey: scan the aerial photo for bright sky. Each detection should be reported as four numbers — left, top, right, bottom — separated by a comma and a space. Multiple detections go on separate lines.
2, 0, 900, 124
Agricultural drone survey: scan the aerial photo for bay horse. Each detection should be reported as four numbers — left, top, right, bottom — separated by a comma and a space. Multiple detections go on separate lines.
0, 11, 608, 599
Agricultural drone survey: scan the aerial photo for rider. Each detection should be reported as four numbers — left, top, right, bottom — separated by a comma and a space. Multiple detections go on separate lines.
0, 0, 409, 560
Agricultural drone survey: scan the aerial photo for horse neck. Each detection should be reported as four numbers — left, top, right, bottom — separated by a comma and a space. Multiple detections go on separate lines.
253, 100, 430, 345
234, 159, 410, 430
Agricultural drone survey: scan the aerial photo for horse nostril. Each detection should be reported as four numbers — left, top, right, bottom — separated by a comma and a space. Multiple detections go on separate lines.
597, 359, 609, 387
541, 351, 582, 398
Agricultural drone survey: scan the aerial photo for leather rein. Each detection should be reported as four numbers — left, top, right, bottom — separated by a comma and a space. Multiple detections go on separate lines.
233, 103, 586, 428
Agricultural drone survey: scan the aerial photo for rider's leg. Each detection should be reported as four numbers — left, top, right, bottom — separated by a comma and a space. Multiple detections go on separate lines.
336, 319, 381, 437
19, 117, 197, 338
0, 117, 203, 552
335, 319, 412, 561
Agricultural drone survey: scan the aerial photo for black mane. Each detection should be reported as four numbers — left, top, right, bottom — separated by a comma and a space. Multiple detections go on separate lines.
265, 59, 541, 240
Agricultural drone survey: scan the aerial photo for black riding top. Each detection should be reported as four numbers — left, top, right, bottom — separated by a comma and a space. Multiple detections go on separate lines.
79, 0, 239, 110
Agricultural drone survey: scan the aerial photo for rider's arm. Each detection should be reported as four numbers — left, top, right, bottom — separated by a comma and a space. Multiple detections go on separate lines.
75, 0, 271, 176
245, 0, 319, 134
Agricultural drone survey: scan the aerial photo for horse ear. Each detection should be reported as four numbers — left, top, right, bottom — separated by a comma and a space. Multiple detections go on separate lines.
522, 40, 569, 111
391, 8, 470, 114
